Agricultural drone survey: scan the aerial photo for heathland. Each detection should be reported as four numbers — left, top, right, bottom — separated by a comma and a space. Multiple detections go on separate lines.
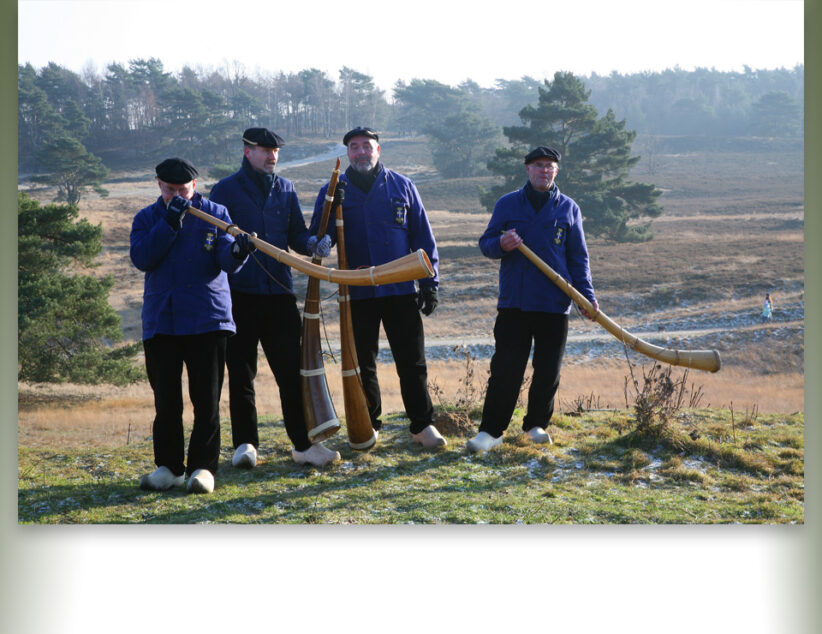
17, 133, 804, 523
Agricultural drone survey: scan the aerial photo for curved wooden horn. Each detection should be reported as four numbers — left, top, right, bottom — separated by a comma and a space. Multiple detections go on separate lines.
185, 205, 434, 286
300, 159, 342, 443
517, 242, 721, 373
334, 188, 377, 450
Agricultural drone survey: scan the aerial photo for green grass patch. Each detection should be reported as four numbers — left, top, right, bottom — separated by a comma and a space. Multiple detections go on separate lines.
17, 410, 804, 524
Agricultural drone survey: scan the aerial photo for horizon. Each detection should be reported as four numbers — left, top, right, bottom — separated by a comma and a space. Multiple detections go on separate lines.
18, 0, 804, 94
17, 56, 806, 100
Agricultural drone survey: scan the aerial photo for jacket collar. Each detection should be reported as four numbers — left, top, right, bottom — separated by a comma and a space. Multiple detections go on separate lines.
237, 157, 279, 202
521, 181, 558, 206
344, 162, 384, 194
241, 156, 277, 193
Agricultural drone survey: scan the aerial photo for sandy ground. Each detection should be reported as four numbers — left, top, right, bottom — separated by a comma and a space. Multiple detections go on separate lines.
18, 353, 802, 450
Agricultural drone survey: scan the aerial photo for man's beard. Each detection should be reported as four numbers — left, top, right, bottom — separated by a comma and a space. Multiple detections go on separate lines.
351, 159, 376, 173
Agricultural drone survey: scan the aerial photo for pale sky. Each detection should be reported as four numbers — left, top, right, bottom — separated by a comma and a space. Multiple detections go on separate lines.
18, 0, 804, 94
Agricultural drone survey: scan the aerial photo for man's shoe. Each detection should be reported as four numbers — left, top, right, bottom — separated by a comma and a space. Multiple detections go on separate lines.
292, 443, 341, 467
186, 469, 215, 494
525, 427, 553, 444
232, 443, 257, 469
139, 466, 184, 491
465, 431, 503, 454
412, 424, 447, 449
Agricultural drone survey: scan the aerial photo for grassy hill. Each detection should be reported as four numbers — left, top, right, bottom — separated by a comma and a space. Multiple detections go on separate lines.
18, 405, 804, 524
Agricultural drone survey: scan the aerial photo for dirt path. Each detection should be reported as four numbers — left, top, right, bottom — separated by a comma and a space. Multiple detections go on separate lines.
298, 319, 804, 358
277, 144, 345, 169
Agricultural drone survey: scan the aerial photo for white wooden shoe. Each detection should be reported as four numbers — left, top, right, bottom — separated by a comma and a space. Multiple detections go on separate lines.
186, 469, 215, 494
232, 443, 257, 469
139, 466, 185, 491
412, 424, 447, 448
525, 427, 553, 444
292, 443, 341, 467
465, 431, 503, 454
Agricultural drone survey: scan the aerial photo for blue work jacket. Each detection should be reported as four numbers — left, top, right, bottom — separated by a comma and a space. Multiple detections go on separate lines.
308, 166, 439, 301
209, 163, 311, 295
130, 193, 245, 341
479, 183, 596, 314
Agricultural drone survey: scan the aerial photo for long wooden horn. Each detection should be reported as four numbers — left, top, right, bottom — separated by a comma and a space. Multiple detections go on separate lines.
300, 158, 342, 443
185, 205, 434, 286
516, 242, 721, 373
334, 187, 377, 450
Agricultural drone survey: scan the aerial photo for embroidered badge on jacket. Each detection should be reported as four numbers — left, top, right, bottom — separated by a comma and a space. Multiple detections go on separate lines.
553, 226, 565, 245
204, 231, 216, 251
393, 200, 407, 225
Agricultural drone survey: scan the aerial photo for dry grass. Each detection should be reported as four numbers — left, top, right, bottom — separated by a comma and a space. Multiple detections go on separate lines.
17, 355, 802, 450
18, 382, 156, 449
561, 361, 801, 413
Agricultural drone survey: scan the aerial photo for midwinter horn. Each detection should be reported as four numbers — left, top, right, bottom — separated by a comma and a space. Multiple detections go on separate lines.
334, 187, 377, 450
184, 205, 434, 286
300, 158, 343, 442
517, 242, 721, 373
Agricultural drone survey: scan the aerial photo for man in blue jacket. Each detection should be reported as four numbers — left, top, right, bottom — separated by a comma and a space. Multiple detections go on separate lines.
210, 128, 339, 468
131, 158, 254, 493
309, 127, 445, 449
467, 146, 599, 453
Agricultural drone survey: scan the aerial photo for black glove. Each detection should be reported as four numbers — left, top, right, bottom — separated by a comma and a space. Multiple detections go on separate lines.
416, 287, 438, 316
232, 232, 257, 259
333, 181, 346, 208
164, 195, 191, 230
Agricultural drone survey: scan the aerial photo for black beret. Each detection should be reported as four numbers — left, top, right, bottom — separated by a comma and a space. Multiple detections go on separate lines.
242, 127, 285, 148
155, 158, 198, 184
343, 126, 379, 146
524, 146, 561, 164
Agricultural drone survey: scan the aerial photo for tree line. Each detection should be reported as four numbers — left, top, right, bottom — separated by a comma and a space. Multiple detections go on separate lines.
18, 59, 390, 175
19, 59, 803, 178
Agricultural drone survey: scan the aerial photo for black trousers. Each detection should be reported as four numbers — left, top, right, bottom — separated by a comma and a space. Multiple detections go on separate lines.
480, 309, 568, 438
143, 331, 227, 477
350, 295, 434, 434
226, 291, 311, 451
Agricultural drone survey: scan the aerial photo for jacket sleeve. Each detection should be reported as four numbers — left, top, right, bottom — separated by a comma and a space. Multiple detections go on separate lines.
208, 180, 226, 205
129, 205, 178, 272
565, 205, 596, 304
478, 198, 508, 260
286, 190, 312, 256
211, 203, 247, 274
405, 180, 439, 288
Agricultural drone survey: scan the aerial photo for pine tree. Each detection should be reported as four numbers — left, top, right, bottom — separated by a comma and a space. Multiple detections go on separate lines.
481, 72, 663, 242
31, 135, 109, 205
750, 90, 802, 137
17, 64, 68, 172
393, 79, 502, 178
425, 109, 502, 178
17, 193, 142, 385
393, 79, 468, 133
